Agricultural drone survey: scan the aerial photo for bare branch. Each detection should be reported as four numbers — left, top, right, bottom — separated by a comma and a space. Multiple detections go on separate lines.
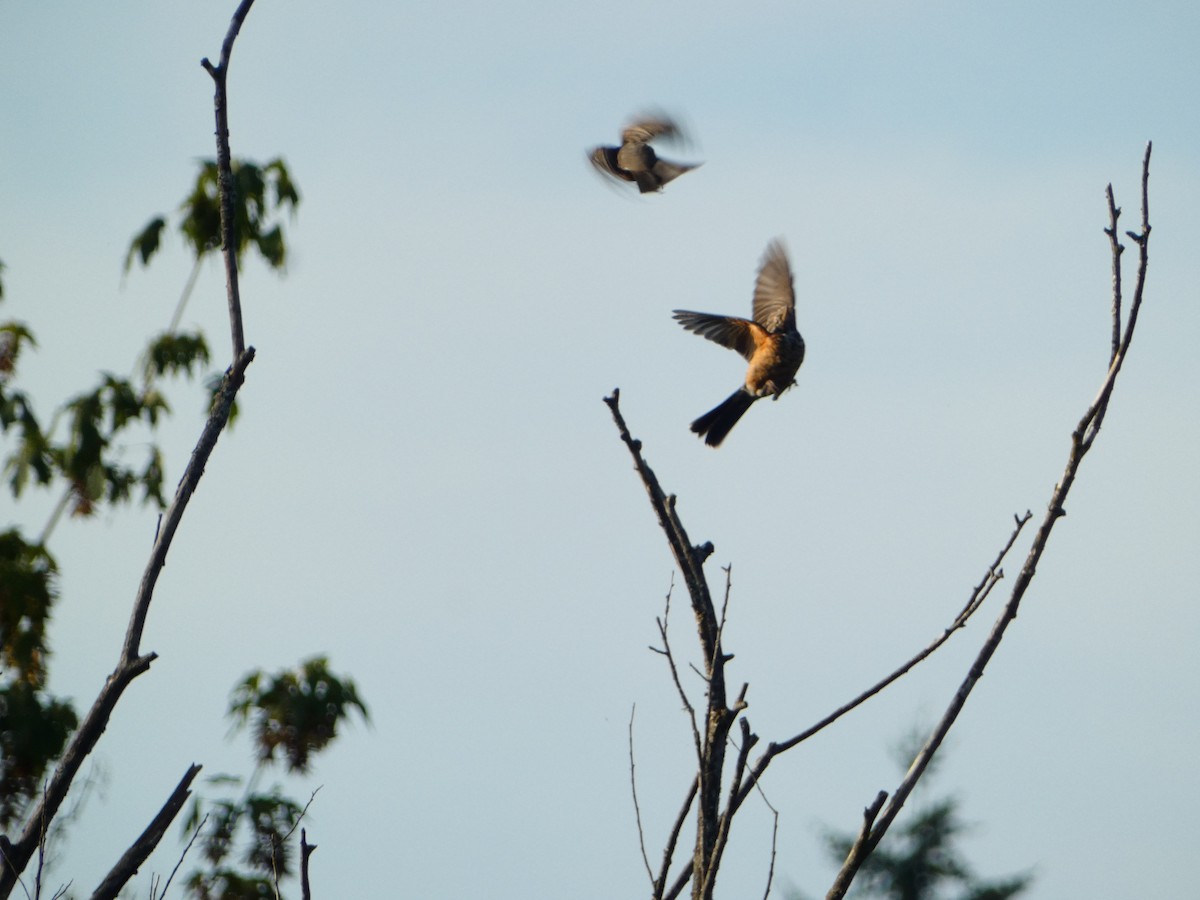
629, 706, 655, 888
655, 778, 698, 900
604, 391, 719, 661
299, 830, 316, 900
726, 510, 1029, 821
824, 143, 1154, 900
760, 803, 780, 900
1103, 184, 1124, 363
91, 765, 201, 900
200, 0, 257, 359
656, 585, 703, 763
155, 812, 208, 900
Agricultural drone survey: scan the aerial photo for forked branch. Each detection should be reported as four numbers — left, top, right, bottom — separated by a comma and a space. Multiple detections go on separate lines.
825, 142, 1153, 900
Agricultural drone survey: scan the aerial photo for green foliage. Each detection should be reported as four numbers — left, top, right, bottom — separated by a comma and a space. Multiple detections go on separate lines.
1, 388, 53, 497
0, 681, 77, 830
126, 157, 300, 274
56, 373, 171, 514
145, 330, 211, 381
229, 656, 369, 773
185, 868, 275, 900
125, 216, 167, 271
0, 529, 57, 685
183, 659, 367, 899
0, 321, 37, 374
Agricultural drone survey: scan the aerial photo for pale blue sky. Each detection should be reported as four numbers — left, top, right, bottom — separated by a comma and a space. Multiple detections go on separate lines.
2, 2, 1199, 898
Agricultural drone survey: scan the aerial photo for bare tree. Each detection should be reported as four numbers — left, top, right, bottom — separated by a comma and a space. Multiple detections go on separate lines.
606, 143, 1153, 900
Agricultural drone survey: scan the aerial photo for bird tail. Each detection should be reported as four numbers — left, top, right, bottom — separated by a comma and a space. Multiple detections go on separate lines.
647, 159, 701, 192
690, 389, 756, 447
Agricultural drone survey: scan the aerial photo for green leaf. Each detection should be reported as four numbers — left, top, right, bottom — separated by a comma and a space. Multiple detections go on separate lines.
228, 656, 370, 773
124, 216, 167, 272
145, 330, 211, 380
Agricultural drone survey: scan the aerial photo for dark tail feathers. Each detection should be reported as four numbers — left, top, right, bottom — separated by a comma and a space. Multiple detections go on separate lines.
690, 389, 756, 447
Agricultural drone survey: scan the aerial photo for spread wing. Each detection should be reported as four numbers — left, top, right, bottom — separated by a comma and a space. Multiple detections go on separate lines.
751, 239, 796, 333
622, 116, 683, 145
673, 310, 758, 361
589, 146, 628, 182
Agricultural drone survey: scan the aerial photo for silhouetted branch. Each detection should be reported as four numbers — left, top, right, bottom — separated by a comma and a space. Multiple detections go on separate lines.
201, 0, 256, 359
725, 510, 1029, 820
653, 584, 703, 762
155, 812, 209, 900
824, 142, 1154, 900
299, 830, 316, 900
654, 778, 699, 900
91, 765, 201, 900
629, 706, 656, 887
606, 390, 747, 900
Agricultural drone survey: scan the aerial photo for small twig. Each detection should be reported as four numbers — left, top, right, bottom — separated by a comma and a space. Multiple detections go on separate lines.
714, 566, 733, 655
155, 812, 208, 900
656, 587, 703, 763
278, 787, 322, 848
759, 801, 780, 900
629, 706, 655, 888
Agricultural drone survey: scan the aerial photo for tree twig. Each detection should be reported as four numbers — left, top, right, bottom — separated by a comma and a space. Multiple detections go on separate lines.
629, 706, 655, 888
155, 812, 209, 900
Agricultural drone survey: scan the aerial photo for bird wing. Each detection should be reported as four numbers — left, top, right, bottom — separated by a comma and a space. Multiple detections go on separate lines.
673, 310, 759, 361
751, 239, 796, 333
589, 146, 628, 182
622, 116, 683, 145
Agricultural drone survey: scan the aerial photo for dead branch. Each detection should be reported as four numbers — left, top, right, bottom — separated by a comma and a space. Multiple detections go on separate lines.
605, 389, 738, 900
90, 765, 201, 900
824, 142, 1153, 900
299, 830, 316, 900
724, 509, 1030, 822
629, 706, 656, 888
200, 0, 256, 359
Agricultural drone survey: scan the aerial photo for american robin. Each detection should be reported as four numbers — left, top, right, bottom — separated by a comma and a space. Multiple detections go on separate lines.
589, 115, 701, 194
673, 239, 805, 447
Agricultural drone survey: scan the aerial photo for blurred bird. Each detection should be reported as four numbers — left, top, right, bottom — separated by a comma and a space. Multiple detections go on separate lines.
589, 114, 701, 194
673, 239, 805, 447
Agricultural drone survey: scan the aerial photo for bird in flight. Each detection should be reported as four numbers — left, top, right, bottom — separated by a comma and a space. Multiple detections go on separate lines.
589, 114, 701, 194
673, 239, 805, 447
